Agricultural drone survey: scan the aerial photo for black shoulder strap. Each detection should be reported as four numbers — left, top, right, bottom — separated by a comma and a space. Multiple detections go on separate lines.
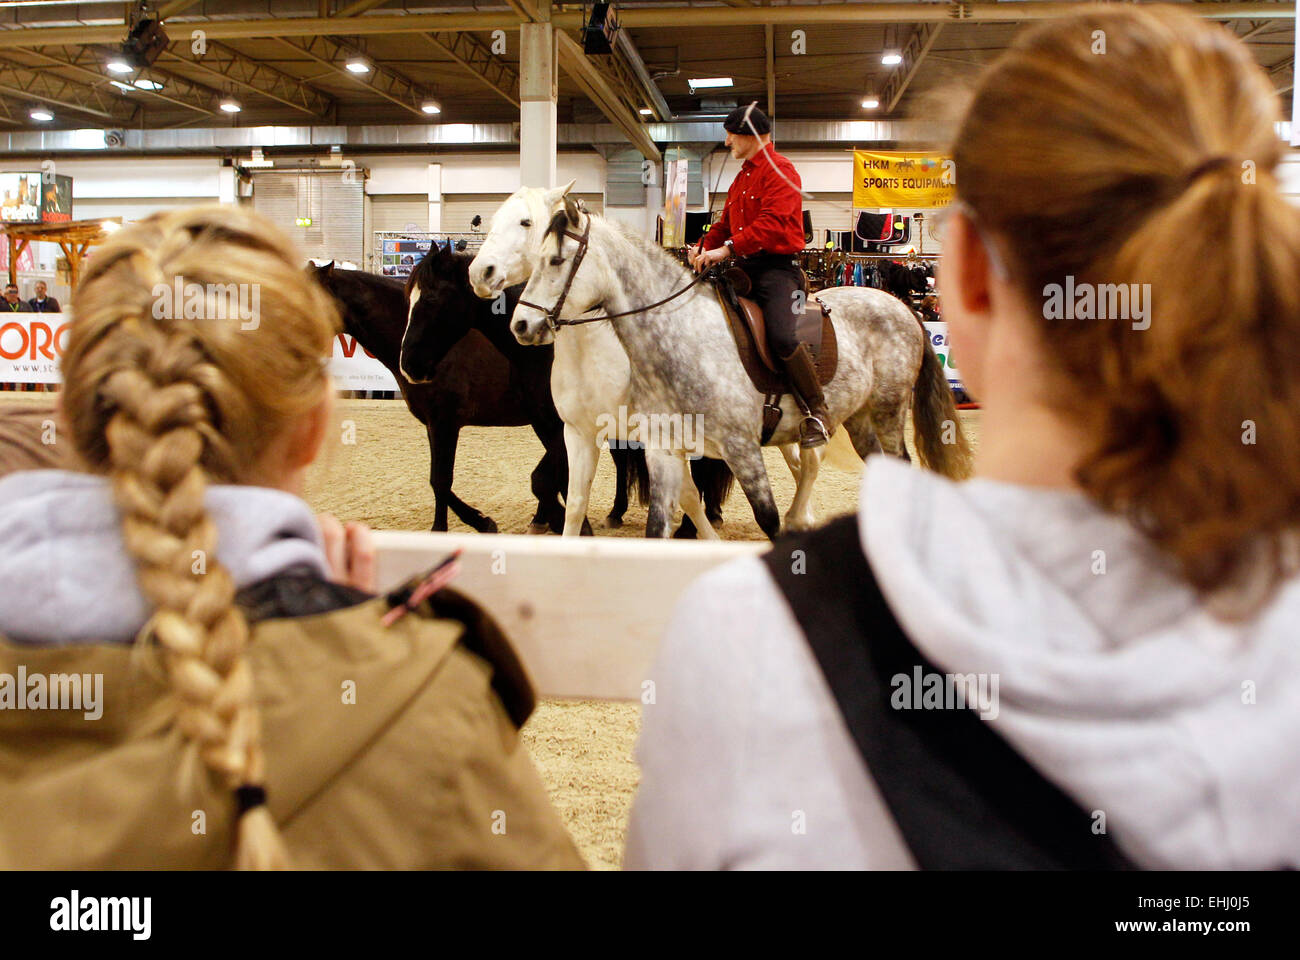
762, 515, 1135, 870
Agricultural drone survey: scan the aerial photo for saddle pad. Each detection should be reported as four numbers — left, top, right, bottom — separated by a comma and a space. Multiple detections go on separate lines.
716, 287, 838, 396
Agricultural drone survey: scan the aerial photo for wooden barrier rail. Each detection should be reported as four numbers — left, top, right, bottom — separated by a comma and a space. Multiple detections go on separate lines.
374, 531, 767, 701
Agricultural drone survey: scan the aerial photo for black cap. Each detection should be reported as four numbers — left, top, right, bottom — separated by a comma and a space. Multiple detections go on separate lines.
722, 103, 771, 136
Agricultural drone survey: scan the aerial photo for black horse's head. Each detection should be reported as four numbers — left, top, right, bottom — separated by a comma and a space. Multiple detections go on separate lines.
308, 259, 409, 372
400, 243, 478, 384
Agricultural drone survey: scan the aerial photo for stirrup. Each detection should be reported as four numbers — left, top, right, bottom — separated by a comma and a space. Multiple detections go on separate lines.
799, 415, 829, 448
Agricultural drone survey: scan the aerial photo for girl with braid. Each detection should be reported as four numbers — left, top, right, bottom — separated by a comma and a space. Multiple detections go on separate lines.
0, 206, 584, 869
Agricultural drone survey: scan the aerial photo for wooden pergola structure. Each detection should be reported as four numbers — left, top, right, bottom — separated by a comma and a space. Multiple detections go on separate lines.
3, 218, 123, 290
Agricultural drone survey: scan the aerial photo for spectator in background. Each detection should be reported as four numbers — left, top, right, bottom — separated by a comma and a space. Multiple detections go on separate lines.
27, 281, 60, 313
0, 205, 584, 870
3, 284, 29, 312
626, 6, 1300, 870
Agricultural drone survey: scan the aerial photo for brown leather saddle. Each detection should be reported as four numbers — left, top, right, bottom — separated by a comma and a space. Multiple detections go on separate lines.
715, 267, 838, 443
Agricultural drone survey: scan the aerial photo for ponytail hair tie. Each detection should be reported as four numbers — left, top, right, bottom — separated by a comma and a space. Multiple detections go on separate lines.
1184, 155, 1233, 185
234, 784, 268, 815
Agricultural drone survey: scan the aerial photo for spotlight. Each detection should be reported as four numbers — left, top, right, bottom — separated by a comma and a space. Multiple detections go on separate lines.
133, 78, 163, 91
861, 98, 880, 110
639, 107, 653, 116
219, 97, 242, 113
881, 52, 903, 66
345, 57, 371, 74
30, 107, 53, 122
106, 58, 134, 74
421, 99, 441, 115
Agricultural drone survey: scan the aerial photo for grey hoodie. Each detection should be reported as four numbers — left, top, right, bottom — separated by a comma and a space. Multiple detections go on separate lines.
626, 455, 1300, 869
0, 469, 330, 647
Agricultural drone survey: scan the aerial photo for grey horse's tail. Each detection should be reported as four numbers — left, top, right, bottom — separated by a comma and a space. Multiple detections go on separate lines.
912, 336, 974, 480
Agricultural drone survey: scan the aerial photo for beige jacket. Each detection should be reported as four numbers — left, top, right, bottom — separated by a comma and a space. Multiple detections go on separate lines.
0, 588, 585, 869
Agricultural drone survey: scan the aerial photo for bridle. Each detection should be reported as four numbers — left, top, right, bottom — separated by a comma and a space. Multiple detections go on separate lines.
515, 213, 717, 331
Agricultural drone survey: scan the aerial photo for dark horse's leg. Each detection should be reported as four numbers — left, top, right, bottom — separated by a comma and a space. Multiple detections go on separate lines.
607, 445, 630, 528
527, 419, 568, 534
672, 457, 734, 539
430, 419, 498, 533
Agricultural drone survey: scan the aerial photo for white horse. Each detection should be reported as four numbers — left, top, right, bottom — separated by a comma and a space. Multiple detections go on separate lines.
510, 197, 972, 540
467, 182, 720, 538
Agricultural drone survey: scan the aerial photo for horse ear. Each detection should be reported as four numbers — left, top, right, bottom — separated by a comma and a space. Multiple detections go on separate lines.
322, 260, 335, 278
542, 177, 578, 211
563, 194, 581, 226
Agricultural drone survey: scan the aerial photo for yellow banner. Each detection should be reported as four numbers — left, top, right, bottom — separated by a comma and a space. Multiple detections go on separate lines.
852, 151, 955, 209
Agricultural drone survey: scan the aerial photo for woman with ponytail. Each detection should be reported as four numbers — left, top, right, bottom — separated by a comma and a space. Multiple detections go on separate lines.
0, 206, 583, 869
627, 6, 1300, 869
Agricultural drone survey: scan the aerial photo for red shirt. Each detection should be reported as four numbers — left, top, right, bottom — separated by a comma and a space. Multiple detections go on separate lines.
700, 145, 804, 258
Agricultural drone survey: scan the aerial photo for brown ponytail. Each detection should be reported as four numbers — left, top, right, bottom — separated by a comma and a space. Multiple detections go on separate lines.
952, 5, 1300, 617
59, 206, 340, 866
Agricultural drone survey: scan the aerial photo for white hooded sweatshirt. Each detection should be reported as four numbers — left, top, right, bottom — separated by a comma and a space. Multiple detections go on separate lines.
624, 455, 1300, 870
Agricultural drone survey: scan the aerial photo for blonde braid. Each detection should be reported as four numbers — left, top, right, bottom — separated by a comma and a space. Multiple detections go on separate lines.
61, 207, 339, 868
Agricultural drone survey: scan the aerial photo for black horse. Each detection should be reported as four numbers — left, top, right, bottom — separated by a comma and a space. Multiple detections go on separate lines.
400, 247, 734, 537
313, 260, 575, 533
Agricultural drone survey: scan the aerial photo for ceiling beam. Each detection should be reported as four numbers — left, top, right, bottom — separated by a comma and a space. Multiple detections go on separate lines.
614, 21, 671, 120
882, 21, 944, 113
158, 0, 204, 18
0, 4, 1292, 48
276, 34, 431, 118
556, 31, 659, 162
21, 45, 219, 116
160, 39, 335, 117
334, 0, 392, 16
0, 59, 134, 122
420, 31, 519, 107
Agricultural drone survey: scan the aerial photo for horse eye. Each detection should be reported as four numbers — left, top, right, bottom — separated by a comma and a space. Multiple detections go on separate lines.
521, 219, 532, 228
549, 255, 564, 266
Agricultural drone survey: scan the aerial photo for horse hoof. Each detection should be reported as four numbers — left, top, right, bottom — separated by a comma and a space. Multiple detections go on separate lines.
604, 514, 624, 529
672, 524, 699, 540
478, 518, 499, 534
706, 514, 724, 528
526, 522, 551, 535
580, 518, 595, 537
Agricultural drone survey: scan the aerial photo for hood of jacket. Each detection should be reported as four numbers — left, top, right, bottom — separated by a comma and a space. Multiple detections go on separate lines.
859, 455, 1300, 869
0, 468, 330, 647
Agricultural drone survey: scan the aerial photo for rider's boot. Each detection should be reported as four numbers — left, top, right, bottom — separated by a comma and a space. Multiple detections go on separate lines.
781, 343, 831, 449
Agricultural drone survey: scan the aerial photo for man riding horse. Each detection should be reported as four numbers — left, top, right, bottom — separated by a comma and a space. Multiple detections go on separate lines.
688, 104, 830, 448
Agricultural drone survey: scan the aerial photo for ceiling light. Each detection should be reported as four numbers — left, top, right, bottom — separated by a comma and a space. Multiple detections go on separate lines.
110, 80, 135, 92
100, 220, 121, 233
29, 107, 53, 122
106, 58, 134, 74
133, 77, 163, 91
345, 57, 371, 74
881, 52, 903, 66
639, 107, 653, 116
687, 77, 733, 93
861, 98, 880, 110
421, 99, 441, 115
219, 97, 242, 113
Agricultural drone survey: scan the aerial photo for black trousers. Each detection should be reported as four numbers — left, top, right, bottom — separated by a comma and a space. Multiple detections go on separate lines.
738, 254, 804, 359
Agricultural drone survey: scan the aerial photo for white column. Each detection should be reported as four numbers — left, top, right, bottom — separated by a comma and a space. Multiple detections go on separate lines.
427, 162, 442, 232
520, 19, 558, 188
217, 166, 237, 204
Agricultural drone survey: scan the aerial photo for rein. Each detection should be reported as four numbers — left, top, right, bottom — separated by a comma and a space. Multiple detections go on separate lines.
516, 216, 715, 329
